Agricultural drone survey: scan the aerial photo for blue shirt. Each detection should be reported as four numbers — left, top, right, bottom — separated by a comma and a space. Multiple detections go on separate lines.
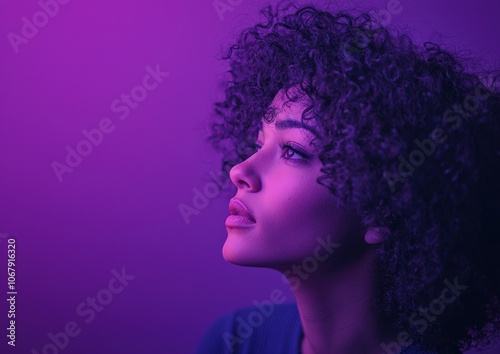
196, 302, 436, 354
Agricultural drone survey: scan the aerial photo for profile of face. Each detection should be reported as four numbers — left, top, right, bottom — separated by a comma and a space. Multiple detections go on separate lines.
223, 88, 378, 272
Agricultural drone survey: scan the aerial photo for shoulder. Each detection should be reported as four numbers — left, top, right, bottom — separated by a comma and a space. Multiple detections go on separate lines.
195, 302, 301, 354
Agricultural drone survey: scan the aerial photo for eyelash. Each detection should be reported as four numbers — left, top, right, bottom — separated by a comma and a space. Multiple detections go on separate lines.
252, 139, 311, 162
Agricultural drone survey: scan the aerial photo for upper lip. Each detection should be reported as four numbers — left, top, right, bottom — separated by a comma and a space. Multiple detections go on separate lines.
229, 198, 256, 222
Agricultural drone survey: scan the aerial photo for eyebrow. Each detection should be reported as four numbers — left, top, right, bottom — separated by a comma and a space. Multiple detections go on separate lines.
258, 118, 320, 137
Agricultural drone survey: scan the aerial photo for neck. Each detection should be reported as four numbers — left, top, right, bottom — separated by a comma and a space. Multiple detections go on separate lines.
285, 247, 386, 354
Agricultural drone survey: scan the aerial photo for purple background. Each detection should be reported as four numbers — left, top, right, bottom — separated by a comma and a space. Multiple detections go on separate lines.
0, 0, 498, 353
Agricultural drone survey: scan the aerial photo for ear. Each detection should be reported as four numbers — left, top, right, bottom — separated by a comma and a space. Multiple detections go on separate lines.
364, 226, 389, 245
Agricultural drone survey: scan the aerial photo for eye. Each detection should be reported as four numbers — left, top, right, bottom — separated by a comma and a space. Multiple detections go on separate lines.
278, 142, 310, 161
281, 146, 299, 159
252, 140, 312, 163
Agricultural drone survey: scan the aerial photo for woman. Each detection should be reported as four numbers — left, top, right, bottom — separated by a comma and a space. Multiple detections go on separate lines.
197, 2, 500, 353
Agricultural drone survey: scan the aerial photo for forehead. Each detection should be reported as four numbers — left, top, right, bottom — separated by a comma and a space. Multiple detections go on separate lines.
270, 88, 309, 116
258, 89, 321, 139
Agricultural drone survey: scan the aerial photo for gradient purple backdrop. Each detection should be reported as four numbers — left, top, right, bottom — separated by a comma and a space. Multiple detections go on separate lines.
0, 0, 499, 353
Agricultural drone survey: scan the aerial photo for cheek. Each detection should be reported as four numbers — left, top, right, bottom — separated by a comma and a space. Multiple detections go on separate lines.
258, 179, 346, 255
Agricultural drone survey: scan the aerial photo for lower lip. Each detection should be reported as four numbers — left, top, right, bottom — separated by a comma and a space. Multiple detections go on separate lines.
225, 215, 256, 228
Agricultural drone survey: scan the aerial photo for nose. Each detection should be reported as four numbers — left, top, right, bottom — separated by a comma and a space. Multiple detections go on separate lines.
229, 156, 262, 192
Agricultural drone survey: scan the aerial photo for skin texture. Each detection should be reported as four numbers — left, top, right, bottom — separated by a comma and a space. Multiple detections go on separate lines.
224, 88, 387, 354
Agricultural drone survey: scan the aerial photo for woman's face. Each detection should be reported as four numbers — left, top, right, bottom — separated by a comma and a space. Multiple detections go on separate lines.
223, 89, 366, 271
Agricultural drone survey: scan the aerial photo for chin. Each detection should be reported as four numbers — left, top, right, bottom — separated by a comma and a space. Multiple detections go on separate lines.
221, 240, 271, 268
222, 242, 256, 266
221, 241, 301, 271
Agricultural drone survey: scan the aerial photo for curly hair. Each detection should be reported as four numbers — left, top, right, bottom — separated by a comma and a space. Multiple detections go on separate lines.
206, 1, 500, 352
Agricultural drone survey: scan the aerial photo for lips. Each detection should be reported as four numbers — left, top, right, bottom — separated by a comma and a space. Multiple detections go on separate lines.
229, 198, 256, 222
